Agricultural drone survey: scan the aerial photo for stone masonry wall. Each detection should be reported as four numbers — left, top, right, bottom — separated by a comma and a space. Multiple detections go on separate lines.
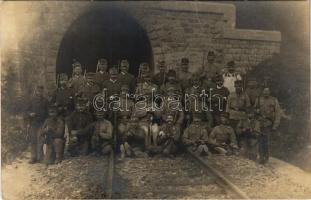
1, 1, 281, 94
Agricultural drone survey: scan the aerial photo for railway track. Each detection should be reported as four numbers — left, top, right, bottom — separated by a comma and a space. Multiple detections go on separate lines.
103, 149, 249, 199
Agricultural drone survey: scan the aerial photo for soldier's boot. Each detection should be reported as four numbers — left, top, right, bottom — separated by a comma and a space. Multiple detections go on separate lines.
197, 145, 210, 156
124, 142, 133, 157
102, 145, 112, 155
151, 124, 159, 146
54, 139, 64, 164
215, 147, 227, 155
120, 144, 126, 160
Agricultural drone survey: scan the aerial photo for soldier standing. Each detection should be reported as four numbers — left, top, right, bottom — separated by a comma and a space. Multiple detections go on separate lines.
202, 51, 220, 89
88, 110, 114, 155
160, 70, 182, 95
245, 77, 261, 106
94, 58, 109, 90
40, 104, 65, 165
117, 59, 136, 93
152, 60, 167, 87
222, 61, 242, 94
102, 67, 122, 100
137, 62, 150, 84
25, 85, 49, 163
80, 72, 101, 110
52, 73, 74, 118
182, 113, 210, 156
209, 112, 238, 155
68, 61, 86, 95
177, 57, 192, 91
226, 80, 251, 145
211, 75, 230, 125
254, 87, 281, 164
66, 98, 94, 156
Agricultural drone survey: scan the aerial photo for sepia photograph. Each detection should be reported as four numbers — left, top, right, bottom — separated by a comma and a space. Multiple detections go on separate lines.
1, 0, 310, 199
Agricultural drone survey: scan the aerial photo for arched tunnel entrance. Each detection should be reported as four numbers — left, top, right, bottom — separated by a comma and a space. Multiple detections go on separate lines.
56, 8, 152, 77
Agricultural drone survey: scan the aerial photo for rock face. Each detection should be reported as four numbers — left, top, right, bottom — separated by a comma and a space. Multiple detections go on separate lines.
2, 1, 280, 93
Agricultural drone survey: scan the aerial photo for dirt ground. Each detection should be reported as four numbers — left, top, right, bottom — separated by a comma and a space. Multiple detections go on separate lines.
2, 152, 311, 199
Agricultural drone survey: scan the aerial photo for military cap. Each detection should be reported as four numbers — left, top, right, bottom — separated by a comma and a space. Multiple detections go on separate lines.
207, 51, 216, 57
139, 62, 150, 71
227, 61, 235, 67
181, 57, 189, 65
72, 60, 82, 68
214, 74, 224, 82
192, 112, 203, 120
166, 114, 174, 121
234, 80, 243, 87
109, 67, 118, 75
75, 97, 87, 105
94, 109, 106, 116
167, 69, 177, 78
58, 73, 68, 81
121, 85, 130, 91
86, 72, 95, 78
98, 58, 107, 64
158, 60, 165, 67
48, 104, 58, 111
220, 112, 229, 118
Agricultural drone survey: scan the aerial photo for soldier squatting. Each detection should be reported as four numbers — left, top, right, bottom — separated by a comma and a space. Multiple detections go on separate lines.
25, 52, 282, 165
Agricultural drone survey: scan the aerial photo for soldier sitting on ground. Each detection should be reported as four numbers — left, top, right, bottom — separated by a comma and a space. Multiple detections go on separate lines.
88, 110, 114, 155
235, 108, 260, 161
182, 113, 210, 156
157, 114, 181, 157
208, 112, 238, 155
66, 97, 94, 156
40, 104, 65, 165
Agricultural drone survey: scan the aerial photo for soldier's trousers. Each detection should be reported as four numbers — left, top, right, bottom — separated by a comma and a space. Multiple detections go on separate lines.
258, 133, 269, 163
239, 133, 257, 160
29, 121, 44, 161
45, 138, 64, 164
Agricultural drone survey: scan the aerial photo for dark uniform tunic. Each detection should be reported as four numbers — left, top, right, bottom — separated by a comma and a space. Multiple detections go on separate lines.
26, 95, 49, 161
102, 79, 122, 98
66, 110, 94, 155
152, 72, 167, 87
117, 72, 136, 93
40, 117, 65, 164
210, 85, 230, 125
94, 72, 109, 90
52, 87, 74, 117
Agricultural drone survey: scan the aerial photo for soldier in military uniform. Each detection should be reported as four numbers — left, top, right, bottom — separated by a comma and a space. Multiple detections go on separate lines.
202, 51, 220, 89
117, 85, 135, 159
86, 110, 114, 155
80, 72, 101, 111
94, 58, 109, 90
157, 114, 181, 156
177, 57, 192, 91
222, 61, 242, 94
52, 73, 74, 118
102, 67, 122, 100
117, 59, 136, 93
254, 87, 281, 164
182, 113, 210, 156
210, 75, 230, 125
209, 112, 238, 155
160, 70, 182, 96
68, 61, 86, 95
184, 73, 213, 128
245, 77, 261, 106
25, 85, 49, 163
40, 104, 65, 165
66, 98, 94, 156
226, 80, 251, 146
152, 60, 167, 87
137, 62, 150, 84
236, 108, 260, 160
134, 74, 160, 150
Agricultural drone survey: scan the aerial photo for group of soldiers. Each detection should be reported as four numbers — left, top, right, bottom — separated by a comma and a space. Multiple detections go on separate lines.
25, 51, 281, 165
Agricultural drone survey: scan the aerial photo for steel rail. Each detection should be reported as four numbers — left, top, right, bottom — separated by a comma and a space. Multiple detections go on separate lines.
187, 150, 250, 199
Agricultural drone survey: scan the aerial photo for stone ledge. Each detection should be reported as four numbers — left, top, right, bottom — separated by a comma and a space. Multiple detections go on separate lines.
223, 28, 281, 42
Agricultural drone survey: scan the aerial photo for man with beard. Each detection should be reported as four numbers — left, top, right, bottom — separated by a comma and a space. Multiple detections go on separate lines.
117, 59, 136, 93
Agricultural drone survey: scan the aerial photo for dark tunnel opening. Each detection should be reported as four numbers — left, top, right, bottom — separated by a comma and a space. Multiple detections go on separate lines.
56, 8, 152, 77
